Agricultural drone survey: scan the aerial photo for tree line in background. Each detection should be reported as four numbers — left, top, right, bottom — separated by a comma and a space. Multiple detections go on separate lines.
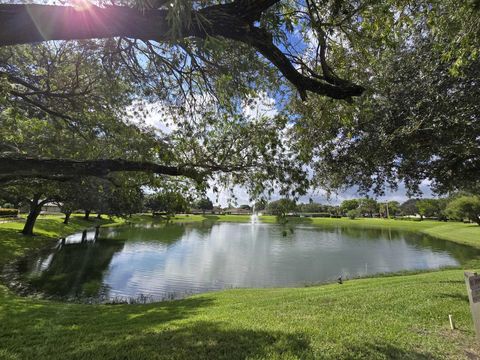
259, 195, 480, 225
0, 182, 219, 235
2, 189, 480, 236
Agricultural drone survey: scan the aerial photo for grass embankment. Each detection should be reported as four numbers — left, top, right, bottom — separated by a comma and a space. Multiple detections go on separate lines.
0, 214, 122, 266
0, 215, 479, 359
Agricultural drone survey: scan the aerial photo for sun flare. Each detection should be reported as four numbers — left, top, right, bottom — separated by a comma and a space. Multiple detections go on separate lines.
71, 0, 93, 11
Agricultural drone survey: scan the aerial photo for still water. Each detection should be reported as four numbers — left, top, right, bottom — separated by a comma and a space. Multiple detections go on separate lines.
5, 221, 478, 302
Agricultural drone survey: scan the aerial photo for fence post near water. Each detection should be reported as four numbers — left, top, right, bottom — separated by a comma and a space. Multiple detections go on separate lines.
464, 271, 480, 339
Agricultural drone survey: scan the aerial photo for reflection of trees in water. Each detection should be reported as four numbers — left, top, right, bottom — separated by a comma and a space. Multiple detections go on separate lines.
298, 225, 480, 264
297, 225, 404, 241
335, 226, 403, 241
402, 234, 479, 263
17, 239, 125, 299
337, 226, 479, 264
102, 223, 188, 244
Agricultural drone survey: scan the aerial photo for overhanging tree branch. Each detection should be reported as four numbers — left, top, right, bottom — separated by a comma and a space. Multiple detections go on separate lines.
0, 157, 203, 183
0, 2, 364, 100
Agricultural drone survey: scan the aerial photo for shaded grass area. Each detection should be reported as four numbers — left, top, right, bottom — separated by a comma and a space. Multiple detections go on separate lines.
0, 215, 121, 267
0, 270, 479, 359
0, 215, 480, 359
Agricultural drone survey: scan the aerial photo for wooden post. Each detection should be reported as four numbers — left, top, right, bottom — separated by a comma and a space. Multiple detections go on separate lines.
449, 314, 455, 330
464, 271, 480, 338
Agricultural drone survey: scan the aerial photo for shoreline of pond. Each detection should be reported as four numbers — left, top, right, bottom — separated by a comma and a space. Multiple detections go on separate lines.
1, 214, 479, 305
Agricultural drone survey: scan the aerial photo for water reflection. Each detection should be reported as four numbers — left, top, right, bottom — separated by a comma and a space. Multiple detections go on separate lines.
6, 222, 479, 302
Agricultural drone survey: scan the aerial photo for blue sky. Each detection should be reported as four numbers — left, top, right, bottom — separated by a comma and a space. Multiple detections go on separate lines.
205, 181, 434, 207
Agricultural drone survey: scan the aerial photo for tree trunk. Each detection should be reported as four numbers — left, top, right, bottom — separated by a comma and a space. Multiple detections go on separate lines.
21, 195, 44, 235
63, 211, 71, 224
96, 213, 102, 219
84, 210, 91, 220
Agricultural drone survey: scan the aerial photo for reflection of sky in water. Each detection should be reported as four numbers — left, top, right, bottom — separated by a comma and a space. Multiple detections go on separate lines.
98, 223, 462, 299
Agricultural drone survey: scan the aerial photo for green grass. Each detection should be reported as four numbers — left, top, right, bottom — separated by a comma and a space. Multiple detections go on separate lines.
0, 214, 122, 266
0, 215, 480, 359
0, 269, 478, 359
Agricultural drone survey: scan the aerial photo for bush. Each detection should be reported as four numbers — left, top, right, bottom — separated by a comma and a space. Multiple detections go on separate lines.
0, 208, 19, 217
445, 196, 480, 225
347, 209, 359, 219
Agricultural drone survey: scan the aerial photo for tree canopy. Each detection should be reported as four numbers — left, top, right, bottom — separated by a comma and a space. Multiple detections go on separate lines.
1, 0, 479, 213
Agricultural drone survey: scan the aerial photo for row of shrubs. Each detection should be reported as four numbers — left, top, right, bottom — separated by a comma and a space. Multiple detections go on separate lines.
0, 208, 19, 217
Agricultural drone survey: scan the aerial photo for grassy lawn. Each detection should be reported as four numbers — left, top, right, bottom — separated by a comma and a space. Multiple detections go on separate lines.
0, 215, 479, 359
0, 214, 122, 266
1, 268, 479, 359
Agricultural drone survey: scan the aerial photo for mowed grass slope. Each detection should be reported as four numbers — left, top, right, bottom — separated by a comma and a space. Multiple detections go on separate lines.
0, 215, 479, 359
0, 270, 478, 359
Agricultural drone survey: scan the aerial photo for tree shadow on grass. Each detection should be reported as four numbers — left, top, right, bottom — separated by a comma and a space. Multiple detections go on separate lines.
33, 216, 113, 234
0, 228, 53, 268
69, 321, 313, 360
435, 292, 470, 303
325, 342, 435, 360
0, 296, 314, 360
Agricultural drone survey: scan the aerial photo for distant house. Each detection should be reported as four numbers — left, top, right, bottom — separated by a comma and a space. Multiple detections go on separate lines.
224, 207, 251, 215
190, 208, 214, 214
41, 202, 62, 214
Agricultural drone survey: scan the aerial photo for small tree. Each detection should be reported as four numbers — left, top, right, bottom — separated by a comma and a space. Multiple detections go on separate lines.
59, 202, 75, 224
253, 199, 267, 212
0, 181, 60, 235
347, 209, 360, 219
379, 201, 400, 218
340, 199, 359, 215
400, 199, 418, 216
266, 199, 297, 218
146, 192, 189, 216
298, 202, 324, 213
358, 198, 378, 218
417, 199, 441, 220
195, 198, 213, 214
446, 196, 480, 225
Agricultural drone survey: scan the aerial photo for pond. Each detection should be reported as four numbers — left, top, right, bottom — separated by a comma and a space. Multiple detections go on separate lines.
4, 220, 478, 302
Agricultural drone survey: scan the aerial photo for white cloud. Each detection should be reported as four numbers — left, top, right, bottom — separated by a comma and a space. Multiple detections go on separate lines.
242, 92, 278, 120
125, 100, 178, 135
204, 180, 435, 208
